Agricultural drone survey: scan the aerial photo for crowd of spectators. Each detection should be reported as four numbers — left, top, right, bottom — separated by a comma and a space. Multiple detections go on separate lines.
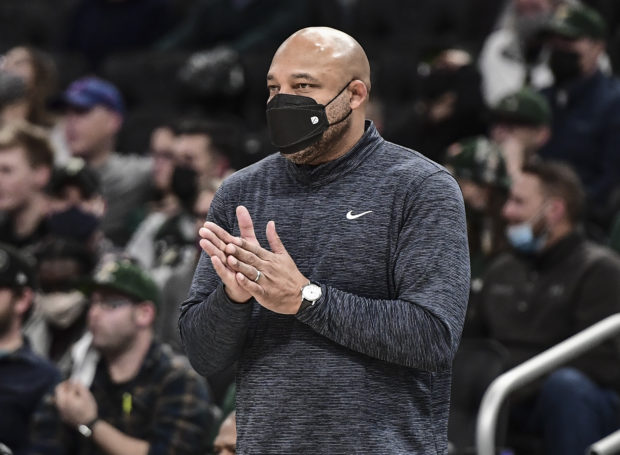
1, 0, 620, 454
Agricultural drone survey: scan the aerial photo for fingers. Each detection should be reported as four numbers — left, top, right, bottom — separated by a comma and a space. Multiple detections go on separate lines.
266, 221, 286, 254
236, 206, 258, 244
199, 235, 228, 265
201, 222, 237, 247
227, 255, 262, 282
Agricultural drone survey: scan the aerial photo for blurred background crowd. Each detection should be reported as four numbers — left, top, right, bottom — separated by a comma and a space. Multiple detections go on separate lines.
2, 0, 620, 454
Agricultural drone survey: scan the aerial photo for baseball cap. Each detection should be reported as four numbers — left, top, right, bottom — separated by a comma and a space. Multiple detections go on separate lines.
445, 136, 510, 189
491, 87, 551, 127
81, 258, 160, 307
49, 158, 101, 199
544, 3, 607, 40
0, 242, 37, 289
62, 76, 125, 116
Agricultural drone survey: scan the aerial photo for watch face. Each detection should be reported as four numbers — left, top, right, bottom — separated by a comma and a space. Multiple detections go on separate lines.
302, 284, 322, 302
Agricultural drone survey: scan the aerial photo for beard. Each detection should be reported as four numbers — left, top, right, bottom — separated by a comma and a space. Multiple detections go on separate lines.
284, 97, 353, 165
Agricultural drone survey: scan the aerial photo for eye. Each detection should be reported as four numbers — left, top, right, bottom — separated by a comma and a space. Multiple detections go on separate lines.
267, 85, 279, 94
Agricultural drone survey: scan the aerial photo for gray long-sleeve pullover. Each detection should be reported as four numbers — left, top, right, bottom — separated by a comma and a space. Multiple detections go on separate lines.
179, 122, 470, 454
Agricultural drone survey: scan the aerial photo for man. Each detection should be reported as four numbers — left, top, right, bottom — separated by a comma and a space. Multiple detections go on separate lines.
478, 0, 557, 105
30, 258, 213, 455
213, 411, 236, 455
0, 243, 60, 455
179, 27, 470, 453
0, 121, 54, 252
62, 76, 152, 246
468, 160, 620, 455
538, 3, 620, 233
488, 86, 551, 178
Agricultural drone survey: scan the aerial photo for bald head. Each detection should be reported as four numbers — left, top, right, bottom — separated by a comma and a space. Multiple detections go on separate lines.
271, 27, 371, 94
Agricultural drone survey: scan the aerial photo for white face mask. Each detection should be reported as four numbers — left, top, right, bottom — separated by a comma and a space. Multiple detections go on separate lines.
36, 291, 87, 329
505, 202, 549, 254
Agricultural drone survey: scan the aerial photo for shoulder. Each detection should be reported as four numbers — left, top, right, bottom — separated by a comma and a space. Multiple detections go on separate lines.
16, 345, 60, 385
150, 342, 208, 387
580, 241, 620, 271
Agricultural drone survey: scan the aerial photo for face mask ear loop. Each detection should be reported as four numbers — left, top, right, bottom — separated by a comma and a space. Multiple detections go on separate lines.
324, 79, 356, 108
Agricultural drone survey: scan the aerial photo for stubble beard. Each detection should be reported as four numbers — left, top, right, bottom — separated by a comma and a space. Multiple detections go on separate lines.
284, 98, 353, 165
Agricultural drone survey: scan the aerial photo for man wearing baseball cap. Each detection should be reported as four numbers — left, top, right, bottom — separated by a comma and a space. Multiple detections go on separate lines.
0, 243, 60, 455
62, 76, 153, 247
538, 3, 620, 235
29, 258, 213, 455
489, 86, 551, 178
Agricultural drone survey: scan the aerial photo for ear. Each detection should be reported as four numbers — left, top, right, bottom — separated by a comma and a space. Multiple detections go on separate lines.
104, 111, 123, 136
534, 127, 551, 149
134, 301, 156, 328
32, 164, 52, 190
545, 197, 566, 224
348, 80, 369, 110
14, 287, 33, 319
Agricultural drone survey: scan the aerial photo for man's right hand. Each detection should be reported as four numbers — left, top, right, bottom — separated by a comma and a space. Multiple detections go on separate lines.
198, 206, 260, 303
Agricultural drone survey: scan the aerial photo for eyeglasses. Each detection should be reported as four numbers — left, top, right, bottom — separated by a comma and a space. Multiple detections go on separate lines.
89, 294, 135, 310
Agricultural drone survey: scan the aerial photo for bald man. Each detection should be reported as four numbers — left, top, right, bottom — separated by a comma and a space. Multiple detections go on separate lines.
180, 27, 470, 453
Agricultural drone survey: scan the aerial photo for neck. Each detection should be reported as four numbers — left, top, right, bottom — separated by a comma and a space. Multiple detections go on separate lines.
13, 193, 49, 238
544, 222, 573, 249
0, 323, 23, 352
106, 330, 152, 383
86, 147, 113, 168
312, 117, 365, 165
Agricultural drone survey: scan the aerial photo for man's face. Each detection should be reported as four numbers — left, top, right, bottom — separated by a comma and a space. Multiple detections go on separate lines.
174, 134, 216, 179
0, 146, 43, 211
502, 173, 547, 228
0, 287, 17, 338
266, 37, 354, 165
150, 127, 177, 191
213, 414, 236, 455
548, 36, 603, 76
87, 290, 139, 355
65, 106, 119, 158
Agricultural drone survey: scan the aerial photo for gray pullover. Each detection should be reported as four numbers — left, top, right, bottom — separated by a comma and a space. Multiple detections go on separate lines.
180, 122, 470, 454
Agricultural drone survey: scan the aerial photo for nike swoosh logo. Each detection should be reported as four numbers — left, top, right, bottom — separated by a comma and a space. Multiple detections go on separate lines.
346, 210, 373, 220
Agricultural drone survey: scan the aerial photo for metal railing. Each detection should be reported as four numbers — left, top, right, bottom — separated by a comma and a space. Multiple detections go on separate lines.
475, 313, 620, 455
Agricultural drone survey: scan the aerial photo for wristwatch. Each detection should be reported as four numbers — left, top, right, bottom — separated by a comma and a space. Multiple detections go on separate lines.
77, 417, 99, 438
300, 282, 322, 312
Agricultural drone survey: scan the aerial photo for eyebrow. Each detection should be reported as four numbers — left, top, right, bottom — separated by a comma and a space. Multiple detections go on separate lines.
266, 73, 321, 83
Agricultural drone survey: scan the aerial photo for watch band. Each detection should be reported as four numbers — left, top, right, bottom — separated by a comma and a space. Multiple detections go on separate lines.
77, 417, 99, 438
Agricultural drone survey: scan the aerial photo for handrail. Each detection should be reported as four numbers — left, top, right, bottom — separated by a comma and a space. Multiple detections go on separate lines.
476, 313, 620, 455
589, 429, 620, 454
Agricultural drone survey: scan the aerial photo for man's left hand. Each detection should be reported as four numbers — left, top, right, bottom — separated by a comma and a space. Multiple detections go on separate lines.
224, 206, 309, 314
54, 380, 98, 427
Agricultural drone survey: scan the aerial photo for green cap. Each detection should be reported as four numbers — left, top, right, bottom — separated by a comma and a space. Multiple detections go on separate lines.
445, 136, 510, 189
491, 87, 551, 126
83, 259, 160, 308
545, 3, 606, 40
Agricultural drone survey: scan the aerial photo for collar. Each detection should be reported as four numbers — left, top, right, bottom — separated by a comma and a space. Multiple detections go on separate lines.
281, 120, 383, 187
553, 70, 604, 108
527, 231, 584, 270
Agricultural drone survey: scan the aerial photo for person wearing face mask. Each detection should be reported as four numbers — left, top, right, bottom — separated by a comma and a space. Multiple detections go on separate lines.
538, 3, 620, 238
180, 27, 470, 453
466, 160, 620, 455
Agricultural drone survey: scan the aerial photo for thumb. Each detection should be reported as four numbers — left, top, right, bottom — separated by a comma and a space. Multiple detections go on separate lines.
266, 221, 286, 254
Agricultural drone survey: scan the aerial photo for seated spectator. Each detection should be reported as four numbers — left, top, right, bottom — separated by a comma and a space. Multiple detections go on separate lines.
0, 121, 54, 253
24, 238, 95, 375
467, 160, 620, 455
46, 157, 114, 256
0, 243, 60, 455
478, 0, 556, 105
29, 258, 214, 454
213, 411, 236, 455
538, 3, 620, 235
61, 77, 153, 246
445, 136, 510, 283
0, 46, 58, 129
489, 86, 551, 178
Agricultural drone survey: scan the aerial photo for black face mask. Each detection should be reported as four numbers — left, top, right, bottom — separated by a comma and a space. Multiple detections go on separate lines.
47, 206, 100, 241
171, 164, 198, 209
265, 80, 354, 154
549, 48, 582, 86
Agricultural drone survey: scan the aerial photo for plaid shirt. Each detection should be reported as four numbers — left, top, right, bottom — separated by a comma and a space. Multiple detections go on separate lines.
30, 341, 213, 455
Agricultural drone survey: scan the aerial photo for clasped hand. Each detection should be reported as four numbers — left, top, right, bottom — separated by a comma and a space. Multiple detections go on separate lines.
198, 206, 308, 314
